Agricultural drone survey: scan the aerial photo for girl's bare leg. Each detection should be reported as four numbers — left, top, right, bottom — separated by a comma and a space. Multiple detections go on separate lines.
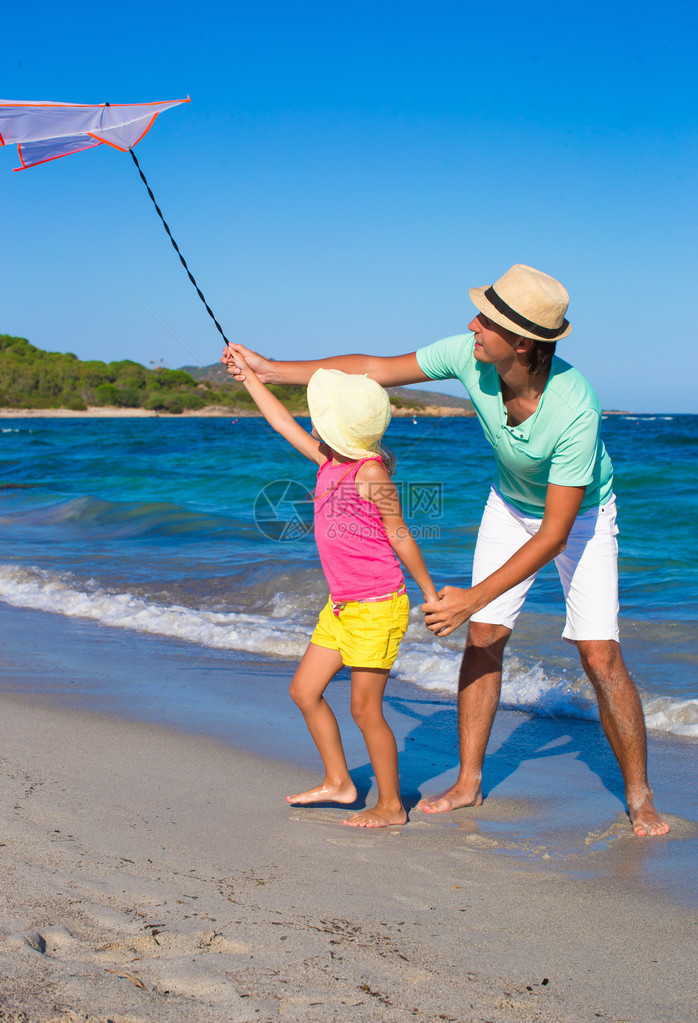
286, 643, 358, 805
343, 668, 407, 828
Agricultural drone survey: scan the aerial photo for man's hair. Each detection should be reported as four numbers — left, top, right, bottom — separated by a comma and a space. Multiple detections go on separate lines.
528, 339, 557, 377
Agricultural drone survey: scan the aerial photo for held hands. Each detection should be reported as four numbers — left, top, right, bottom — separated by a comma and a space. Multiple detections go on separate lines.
220, 343, 270, 382
421, 586, 479, 637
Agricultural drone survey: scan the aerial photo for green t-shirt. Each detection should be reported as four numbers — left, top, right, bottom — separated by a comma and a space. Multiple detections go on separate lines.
416, 333, 614, 517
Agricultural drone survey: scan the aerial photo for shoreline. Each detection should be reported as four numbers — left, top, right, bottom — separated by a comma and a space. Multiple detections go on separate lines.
1, 602, 695, 887
0, 404, 475, 419
1, 407, 688, 420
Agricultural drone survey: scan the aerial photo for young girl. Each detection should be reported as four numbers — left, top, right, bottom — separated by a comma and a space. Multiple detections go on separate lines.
227, 345, 439, 828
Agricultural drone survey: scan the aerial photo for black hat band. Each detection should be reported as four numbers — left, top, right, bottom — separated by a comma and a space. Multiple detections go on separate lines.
484, 286, 568, 340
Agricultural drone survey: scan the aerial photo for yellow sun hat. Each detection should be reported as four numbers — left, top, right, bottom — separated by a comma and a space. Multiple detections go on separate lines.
307, 368, 392, 460
469, 263, 571, 341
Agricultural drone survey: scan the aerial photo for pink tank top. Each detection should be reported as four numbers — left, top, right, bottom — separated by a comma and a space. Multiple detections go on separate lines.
313, 458, 404, 601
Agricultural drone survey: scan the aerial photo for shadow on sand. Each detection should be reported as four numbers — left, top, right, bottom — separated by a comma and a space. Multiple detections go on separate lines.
345, 693, 625, 816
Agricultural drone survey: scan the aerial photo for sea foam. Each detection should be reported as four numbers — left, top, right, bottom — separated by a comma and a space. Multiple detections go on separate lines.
1, 563, 695, 739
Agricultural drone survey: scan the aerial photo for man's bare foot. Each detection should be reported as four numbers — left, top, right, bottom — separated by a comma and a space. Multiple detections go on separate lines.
417, 782, 483, 814
342, 804, 407, 828
286, 780, 358, 805
629, 794, 670, 837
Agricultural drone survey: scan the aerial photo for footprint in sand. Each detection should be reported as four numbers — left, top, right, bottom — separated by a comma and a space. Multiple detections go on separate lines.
324, 836, 379, 847
94, 929, 248, 960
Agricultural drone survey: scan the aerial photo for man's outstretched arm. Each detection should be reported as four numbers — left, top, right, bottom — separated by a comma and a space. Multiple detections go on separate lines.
220, 344, 430, 388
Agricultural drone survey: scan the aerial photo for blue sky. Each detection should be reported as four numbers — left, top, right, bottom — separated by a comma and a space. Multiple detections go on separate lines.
2, 0, 696, 411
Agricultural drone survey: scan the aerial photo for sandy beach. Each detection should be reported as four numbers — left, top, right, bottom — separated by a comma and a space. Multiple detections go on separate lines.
1, 603, 696, 1023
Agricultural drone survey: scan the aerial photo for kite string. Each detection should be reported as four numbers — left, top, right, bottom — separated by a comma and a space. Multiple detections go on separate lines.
128, 148, 232, 348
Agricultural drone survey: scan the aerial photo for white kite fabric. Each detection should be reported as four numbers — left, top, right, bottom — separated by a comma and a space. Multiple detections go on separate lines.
0, 94, 230, 348
0, 97, 189, 170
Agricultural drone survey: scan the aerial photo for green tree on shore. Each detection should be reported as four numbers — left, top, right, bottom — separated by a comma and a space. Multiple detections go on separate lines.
0, 334, 309, 414
0, 334, 426, 415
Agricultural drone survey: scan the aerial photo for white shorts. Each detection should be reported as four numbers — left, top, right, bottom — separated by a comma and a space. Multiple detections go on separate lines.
470, 487, 620, 643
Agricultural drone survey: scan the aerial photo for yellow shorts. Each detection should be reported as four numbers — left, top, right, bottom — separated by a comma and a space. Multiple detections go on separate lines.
310, 591, 410, 670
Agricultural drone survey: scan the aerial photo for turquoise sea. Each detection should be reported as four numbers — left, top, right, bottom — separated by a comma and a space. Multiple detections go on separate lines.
1, 412, 696, 738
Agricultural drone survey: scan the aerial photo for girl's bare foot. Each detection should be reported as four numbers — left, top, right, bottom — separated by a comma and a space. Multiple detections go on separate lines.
286, 780, 358, 805
416, 781, 483, 813
342, 804, 407, 828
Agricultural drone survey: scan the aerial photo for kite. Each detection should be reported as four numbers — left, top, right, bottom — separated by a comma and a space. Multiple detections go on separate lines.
0, 97, 189, 170
0, 97, 231, 348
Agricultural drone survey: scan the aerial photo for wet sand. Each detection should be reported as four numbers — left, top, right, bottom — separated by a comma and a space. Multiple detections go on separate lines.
0, 602, 696, 1021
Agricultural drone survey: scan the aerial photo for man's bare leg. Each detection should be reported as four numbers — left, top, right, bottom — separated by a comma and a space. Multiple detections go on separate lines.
576, 639, 669, 837
286, 643, 358, 805
418, 623, 511, 813
342, 667, 407, 828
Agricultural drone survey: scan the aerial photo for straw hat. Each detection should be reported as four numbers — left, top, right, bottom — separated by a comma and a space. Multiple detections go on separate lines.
469, 264, 571, 341
307, 369, 392, 460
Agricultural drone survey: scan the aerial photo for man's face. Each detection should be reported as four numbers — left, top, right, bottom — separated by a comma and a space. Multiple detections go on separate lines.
469, 313, 523, 363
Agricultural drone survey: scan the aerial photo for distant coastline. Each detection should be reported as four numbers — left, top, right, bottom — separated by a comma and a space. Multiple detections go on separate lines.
0, 402, 475, 419
5, 336, 668, 417
0, 335, 474, 418
3, 404, 683, 419
3, 404, 684, 419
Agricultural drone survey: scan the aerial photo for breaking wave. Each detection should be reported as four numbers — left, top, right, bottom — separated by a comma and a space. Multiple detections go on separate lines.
1, 563, 695, 739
